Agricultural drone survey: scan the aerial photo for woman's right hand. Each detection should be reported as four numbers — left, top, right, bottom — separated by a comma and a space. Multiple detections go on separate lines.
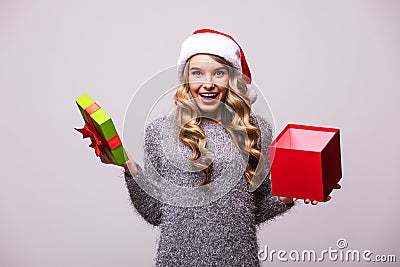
99, 149, 138, 177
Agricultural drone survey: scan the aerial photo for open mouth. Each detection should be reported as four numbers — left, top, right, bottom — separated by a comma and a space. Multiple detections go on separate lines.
199, 92, 219, 99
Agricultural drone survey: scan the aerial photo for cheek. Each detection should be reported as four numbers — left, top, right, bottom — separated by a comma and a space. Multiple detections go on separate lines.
188, 83, 199, 97
223, 77, 229, 87
218, 80, 229, 95
219, 82, 228, 94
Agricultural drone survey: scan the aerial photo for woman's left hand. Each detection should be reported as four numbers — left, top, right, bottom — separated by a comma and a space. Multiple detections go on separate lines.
279, 183, 342, 205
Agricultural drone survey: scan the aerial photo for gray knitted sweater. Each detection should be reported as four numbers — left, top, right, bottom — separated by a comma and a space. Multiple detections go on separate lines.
124, 115, 293, 266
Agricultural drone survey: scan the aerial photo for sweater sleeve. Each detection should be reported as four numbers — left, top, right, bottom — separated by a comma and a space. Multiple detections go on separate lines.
252, 115, 294, 225
124, 118, 165, 226
253, 174, 294, 225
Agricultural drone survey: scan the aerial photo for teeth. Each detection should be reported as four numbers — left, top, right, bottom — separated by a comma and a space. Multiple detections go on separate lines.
200, 93, 217, 96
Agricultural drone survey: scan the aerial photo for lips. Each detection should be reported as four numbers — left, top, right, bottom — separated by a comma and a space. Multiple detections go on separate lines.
199, 92, 219, 99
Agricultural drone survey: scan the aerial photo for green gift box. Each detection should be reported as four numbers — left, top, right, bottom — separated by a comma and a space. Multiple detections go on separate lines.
75, 94, 128, 166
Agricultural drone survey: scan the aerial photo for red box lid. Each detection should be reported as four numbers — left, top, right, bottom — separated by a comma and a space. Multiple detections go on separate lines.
270, 124, 339, 152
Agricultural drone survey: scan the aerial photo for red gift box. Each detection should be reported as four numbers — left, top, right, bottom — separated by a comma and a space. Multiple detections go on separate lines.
268, 124, 342, 202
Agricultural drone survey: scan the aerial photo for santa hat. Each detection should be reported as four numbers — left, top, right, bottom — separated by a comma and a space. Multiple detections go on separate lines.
177, 28, 257, 104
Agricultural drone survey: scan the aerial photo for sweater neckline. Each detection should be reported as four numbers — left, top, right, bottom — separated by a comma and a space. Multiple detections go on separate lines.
201, 119, 224, 127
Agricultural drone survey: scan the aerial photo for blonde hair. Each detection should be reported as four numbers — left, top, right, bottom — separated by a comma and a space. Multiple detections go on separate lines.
174, 54, 264, 187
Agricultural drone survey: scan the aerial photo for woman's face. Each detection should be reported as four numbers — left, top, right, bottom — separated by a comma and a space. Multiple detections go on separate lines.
188, 54, 229, 119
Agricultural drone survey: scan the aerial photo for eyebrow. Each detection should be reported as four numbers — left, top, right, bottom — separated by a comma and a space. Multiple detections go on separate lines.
214, 67, 228, 71
189, 66, 228, 71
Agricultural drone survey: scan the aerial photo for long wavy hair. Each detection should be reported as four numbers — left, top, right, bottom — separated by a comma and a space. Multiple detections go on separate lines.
174, 54, 265, 187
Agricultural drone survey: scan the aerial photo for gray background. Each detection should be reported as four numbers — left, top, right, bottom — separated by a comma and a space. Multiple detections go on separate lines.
1, 0, 399, 266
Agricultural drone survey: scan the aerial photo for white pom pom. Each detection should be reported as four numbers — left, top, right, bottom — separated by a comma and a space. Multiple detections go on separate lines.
247, 85, 257, 105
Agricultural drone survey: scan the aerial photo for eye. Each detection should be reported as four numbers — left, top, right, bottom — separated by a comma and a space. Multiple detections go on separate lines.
214, 70, 225, 77
191, 70, 202, 76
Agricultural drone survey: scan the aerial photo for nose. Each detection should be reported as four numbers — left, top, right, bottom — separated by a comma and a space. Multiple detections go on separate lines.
202, 82, 214, 89
202, 76, 214, 89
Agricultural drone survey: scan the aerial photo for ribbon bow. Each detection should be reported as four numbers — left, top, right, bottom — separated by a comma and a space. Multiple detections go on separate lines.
75, 123, 105, 156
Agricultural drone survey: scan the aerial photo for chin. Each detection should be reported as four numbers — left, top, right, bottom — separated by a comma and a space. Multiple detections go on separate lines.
195, 100, 220, 110
198, 105, 222, 117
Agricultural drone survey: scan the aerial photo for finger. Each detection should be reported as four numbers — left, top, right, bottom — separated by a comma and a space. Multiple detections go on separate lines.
304, 199, 310, 204
124, 149, 133, 161
99, 153, 106, 163
325, 196, 332, 202
311, 200, 318, 205
99, 151, 112, 164
104, 151, 113, 162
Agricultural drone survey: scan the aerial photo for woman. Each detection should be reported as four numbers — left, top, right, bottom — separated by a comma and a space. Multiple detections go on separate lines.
99, 29, 338, 266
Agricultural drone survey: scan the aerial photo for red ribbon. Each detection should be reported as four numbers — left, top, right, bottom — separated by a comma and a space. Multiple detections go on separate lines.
75, 123, 104, 156
75, 102, 122, 159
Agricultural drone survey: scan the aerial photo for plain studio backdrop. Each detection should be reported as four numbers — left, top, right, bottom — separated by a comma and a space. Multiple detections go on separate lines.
1, 0, 399, 266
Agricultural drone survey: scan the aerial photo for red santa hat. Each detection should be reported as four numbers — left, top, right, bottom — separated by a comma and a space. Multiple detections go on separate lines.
177, 28, 257, 104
